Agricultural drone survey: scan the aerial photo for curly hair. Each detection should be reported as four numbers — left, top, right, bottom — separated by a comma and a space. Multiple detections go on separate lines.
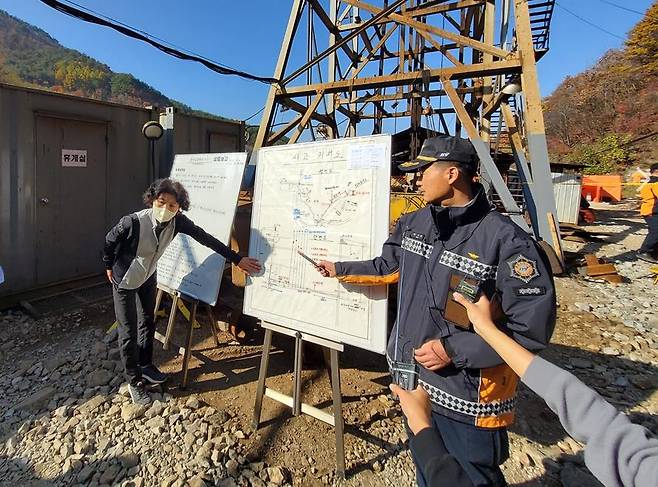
143, 178, 191, 211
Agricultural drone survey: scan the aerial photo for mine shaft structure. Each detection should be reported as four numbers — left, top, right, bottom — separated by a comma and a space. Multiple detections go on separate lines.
253, 0, 560, 252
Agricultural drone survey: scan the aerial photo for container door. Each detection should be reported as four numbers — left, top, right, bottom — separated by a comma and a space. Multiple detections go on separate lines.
35, 115, 108, 285
208, 131, 239, 152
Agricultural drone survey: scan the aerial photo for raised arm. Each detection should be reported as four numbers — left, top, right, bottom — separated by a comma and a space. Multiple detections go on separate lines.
175, 214, 261, 275
453, 292, 658, 487
317, 218, 404, 285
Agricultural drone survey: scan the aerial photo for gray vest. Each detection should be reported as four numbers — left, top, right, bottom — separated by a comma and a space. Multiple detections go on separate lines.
118, 208, 175, 289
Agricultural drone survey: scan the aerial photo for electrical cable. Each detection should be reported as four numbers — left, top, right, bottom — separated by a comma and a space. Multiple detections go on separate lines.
38, 0, 278, 84
554, 1, 625, 40
591, 0, 647, 16
244, 107, 265, 123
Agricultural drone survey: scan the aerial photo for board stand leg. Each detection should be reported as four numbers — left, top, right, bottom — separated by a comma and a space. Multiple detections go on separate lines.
252, 322, 346, 479
292, 332, 303, 416
180, 299, 199, 389
330, 348, 346, 479
205, 304, 221, 347
154, 284, 218, 389
252, 328, 273, 429
163, 293, 179, 351
154, 288, 164, 317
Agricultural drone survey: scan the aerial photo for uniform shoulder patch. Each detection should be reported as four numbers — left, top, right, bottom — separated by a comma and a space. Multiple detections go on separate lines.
507, 254, 540, 283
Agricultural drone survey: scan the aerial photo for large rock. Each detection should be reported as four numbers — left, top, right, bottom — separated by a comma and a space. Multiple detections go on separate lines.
120, 452, 140, 469
569, 358, 593, 369
266, 466, 289, 486
87, 369, 113, 387
226, 459, 239, 477
183, 432, 196, 449
78, 394, 107, 414
185, 397, 200, 410
146, 416, 166, 433
145, 400, 165, 419
15, 386, 56, 411
121, 403, 147, 422
188, 476, 207, 487
99, 464, 122, 484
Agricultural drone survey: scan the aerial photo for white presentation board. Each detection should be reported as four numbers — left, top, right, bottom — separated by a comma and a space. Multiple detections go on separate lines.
157, 153, 247, 306
244, 135, 391, 354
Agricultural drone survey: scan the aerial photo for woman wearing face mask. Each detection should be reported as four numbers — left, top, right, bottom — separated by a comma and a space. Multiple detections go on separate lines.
103, 178, 261, 405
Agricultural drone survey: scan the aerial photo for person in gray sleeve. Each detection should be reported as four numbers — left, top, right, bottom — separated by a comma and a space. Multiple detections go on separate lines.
103, 178, 261, 405
393, 292, 658, 487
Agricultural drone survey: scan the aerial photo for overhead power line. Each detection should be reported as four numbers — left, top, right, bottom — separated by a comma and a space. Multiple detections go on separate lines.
244, 107, 265, 123
592, 0, 646, 16
555, 1, 625, 41
38, 0, 278, 85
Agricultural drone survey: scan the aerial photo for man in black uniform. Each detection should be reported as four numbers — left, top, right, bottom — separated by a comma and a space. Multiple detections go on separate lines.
317, 135, 556, 486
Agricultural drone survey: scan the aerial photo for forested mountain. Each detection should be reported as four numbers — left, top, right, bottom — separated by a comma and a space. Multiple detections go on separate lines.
0, 9, 227, 120
543, 1, 658, 173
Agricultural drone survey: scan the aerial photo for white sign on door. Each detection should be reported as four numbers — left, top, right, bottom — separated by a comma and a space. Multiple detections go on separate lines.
62, 149, 87, 167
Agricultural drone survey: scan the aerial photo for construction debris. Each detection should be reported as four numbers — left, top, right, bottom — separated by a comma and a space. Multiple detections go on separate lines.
578, 254, 623, 284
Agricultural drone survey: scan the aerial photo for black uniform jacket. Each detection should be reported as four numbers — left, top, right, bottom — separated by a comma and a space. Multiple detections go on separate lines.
335, 186, 556, 427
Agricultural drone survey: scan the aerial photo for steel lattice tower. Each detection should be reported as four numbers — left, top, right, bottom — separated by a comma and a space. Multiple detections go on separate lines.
253, 0, 561, 255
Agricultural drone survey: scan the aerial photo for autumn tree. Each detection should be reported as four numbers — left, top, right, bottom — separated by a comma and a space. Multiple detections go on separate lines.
543, 2, 658, 167
625, 1, 658, 74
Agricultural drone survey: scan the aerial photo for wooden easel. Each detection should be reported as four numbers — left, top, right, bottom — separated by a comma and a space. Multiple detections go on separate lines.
153, 283, 221, 389
252, 321, 346, 479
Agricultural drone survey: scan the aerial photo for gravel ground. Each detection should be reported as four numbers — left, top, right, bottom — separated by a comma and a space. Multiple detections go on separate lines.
0, 201, 656, 486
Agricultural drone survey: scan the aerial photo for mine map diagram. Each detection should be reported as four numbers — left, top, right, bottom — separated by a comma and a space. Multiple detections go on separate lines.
252, 165, 376, 338
245, 135, 391, 353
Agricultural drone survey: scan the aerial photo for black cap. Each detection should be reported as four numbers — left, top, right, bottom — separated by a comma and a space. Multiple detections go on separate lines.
650, 162, 658, 172
398, 135, 478, 174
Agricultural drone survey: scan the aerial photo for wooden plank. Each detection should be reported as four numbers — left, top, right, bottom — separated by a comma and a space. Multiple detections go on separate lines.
586, 264, 618, 277
584, 254, 600, 267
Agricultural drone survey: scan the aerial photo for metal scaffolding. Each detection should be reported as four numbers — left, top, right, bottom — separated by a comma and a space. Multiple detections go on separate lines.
253, 0, 561, 253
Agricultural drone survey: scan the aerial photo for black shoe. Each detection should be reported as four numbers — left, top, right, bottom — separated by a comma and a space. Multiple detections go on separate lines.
636, 252, 658, 264
128, 382, 151, 406
140, 364, 168, 384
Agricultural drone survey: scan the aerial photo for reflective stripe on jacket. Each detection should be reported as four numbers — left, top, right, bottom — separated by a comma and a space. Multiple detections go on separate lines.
335, 186, 556, 428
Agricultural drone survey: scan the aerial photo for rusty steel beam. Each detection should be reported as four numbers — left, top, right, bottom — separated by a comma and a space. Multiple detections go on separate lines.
337, 85, 481, 104
337, 0, 485, 29
341, 0, 511, 59
279, 98, 335, 126
281, 0, 407, 85
276, 58, 521, 97
288, 91, 325, 144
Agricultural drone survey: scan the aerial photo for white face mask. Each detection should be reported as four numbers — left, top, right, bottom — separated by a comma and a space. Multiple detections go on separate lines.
153, 206, 177, 223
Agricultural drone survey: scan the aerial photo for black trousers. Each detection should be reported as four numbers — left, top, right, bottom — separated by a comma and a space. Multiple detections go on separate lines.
639, 214, 658, 254
408, 411, 509, 487
112, 273, 158, 385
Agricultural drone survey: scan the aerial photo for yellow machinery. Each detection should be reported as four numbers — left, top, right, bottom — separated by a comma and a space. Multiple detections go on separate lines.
390, 192, 426, 231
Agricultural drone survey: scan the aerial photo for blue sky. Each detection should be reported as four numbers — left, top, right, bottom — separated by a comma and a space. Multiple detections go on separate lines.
0, 0, 653, 122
